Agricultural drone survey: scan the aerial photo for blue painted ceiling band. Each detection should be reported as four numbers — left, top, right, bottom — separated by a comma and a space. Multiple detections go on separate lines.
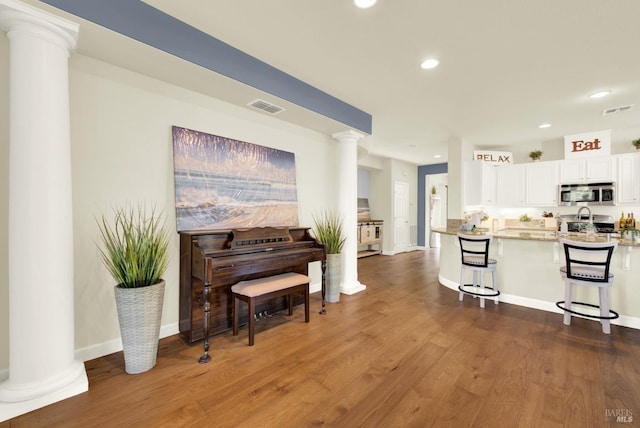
40, 0, 373, 134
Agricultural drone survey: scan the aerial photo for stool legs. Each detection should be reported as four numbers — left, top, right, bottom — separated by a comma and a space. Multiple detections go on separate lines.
232, 284, 310, 346
304, 287, 310, 323
562, 281, 612, 334
600, 287, 611, 334
563, 281, 573, 326
459, 267, 498, 307
233, 296, 240, 336
479, 271, 485, 309
248, 298, 256, 346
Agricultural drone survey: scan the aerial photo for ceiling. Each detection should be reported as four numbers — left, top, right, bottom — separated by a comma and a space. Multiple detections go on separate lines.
26, 0, 640, 165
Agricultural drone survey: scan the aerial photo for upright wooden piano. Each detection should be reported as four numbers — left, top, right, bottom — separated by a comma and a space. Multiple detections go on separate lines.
179, 226, 326, 361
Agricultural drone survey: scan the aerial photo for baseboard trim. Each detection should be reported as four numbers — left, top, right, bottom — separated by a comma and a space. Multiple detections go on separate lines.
74, 322, 179, 363
74, 280, 326, 363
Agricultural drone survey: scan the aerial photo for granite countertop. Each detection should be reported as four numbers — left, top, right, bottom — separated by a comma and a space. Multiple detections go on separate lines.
432, 227, 640, 247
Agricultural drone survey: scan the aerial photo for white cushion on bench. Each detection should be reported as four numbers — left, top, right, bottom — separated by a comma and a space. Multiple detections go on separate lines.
231, 272, 310, 298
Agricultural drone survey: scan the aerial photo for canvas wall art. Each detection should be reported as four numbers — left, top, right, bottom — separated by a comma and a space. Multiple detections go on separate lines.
358, 198, 371, 221
172, 126, 299, 231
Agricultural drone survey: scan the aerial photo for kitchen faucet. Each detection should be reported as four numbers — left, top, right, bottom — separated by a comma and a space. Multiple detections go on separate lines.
577, 206, 592, 223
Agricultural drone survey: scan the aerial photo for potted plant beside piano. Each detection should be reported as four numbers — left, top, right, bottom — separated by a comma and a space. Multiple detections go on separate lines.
312, 211, 345, 303
97, 205, 170, 374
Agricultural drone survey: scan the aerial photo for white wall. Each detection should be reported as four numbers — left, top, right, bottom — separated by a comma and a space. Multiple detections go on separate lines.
0, 44, 338, 369
476, 128, 640, 164
357, 169, 370, 199
370, 159, 391, 252
0, 35, 9, 375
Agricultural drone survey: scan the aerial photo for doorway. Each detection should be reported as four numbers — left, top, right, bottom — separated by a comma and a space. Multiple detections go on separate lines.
426, 174, 448, 248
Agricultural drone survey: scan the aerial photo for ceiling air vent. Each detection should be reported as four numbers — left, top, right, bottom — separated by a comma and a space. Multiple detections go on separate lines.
248, 99, 286, 115
602, 104, 634, 116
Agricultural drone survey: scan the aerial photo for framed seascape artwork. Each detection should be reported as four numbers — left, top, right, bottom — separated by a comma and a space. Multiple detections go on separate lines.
172, 126, 300, 231
357, 198, 371, 221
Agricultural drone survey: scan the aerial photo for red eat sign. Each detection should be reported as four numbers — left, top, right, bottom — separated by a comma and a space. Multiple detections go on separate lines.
571, 138, 602, 153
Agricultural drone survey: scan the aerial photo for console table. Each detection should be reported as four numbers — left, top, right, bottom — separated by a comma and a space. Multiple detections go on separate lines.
357, 220, 383, 258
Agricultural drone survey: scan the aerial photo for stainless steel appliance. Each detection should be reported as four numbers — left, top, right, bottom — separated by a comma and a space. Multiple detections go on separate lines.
557, 213, 616, 234
558, 182, 615, 206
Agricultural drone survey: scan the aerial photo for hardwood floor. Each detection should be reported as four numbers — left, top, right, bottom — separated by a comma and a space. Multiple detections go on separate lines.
3, 249, 640, 427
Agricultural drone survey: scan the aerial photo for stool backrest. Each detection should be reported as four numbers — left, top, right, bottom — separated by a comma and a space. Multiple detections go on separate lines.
457, 233, 493, 268
560, 239, 617, 283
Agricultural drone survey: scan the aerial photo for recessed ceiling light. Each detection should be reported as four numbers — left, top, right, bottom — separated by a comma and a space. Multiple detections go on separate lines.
421, 59, 439, 70
354, 0, 377, 8
538, 123, 552, 129
434, 154, 441, 158
589, 90, 611, 99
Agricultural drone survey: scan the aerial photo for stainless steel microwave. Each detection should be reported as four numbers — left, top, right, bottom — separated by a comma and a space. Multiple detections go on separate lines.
558, 182, 616, 206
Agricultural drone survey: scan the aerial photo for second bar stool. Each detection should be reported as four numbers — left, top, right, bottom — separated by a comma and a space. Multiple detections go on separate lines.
556, 239, 618, 334
457, 233, 499, 308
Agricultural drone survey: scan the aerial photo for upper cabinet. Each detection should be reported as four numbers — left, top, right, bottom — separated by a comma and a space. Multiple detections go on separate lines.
559, 158, 615, 183
525, 161, 559, 206
617, 154, 640, 205
464, 155, 630, 209
496, 164, 525, 206
463, 161, 496, 206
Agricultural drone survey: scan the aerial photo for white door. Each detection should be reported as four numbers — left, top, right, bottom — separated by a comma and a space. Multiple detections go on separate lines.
394, 181, 410, 253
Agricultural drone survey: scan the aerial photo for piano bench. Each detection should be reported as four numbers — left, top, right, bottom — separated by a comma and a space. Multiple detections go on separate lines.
231, 272, 310, 346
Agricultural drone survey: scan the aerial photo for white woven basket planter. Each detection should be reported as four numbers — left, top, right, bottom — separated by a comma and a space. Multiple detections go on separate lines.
326, 253, 342, 303
114, 280, 165, 374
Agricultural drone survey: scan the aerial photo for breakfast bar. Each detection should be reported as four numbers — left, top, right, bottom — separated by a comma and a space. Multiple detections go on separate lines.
434, 227, 640, 330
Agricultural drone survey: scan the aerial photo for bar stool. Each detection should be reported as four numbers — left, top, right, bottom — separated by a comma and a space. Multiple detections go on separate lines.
457, 233, 499, 308
556, 239, 618, 334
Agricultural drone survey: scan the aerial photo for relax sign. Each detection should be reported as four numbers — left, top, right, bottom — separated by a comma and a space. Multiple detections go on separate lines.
473, 150, 513, 165
564, 129, 611, 159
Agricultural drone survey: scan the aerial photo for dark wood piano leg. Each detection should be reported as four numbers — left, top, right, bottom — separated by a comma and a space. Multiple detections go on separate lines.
198, 280, 212, 364
319, 259, 327, 315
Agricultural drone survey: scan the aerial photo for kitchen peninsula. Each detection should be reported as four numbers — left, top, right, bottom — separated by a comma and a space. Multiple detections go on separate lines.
433, 226, 640, 330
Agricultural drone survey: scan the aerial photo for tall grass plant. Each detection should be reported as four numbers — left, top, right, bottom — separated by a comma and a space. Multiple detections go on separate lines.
97, 205, 170, 288
312, 211, 346, 254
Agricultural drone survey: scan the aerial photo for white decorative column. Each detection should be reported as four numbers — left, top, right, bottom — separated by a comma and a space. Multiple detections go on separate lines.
0, 0, 87, 421
332, 130, 366, 295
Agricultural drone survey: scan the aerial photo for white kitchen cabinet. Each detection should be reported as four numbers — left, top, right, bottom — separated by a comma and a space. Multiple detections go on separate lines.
559, 157, 615, 183
587, 157, 616, 181
617, 154, 640, 204
496, 164, 525, 206
525, 161, 559, 206
559, 159, 584, 182
463, 161, 496, 206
